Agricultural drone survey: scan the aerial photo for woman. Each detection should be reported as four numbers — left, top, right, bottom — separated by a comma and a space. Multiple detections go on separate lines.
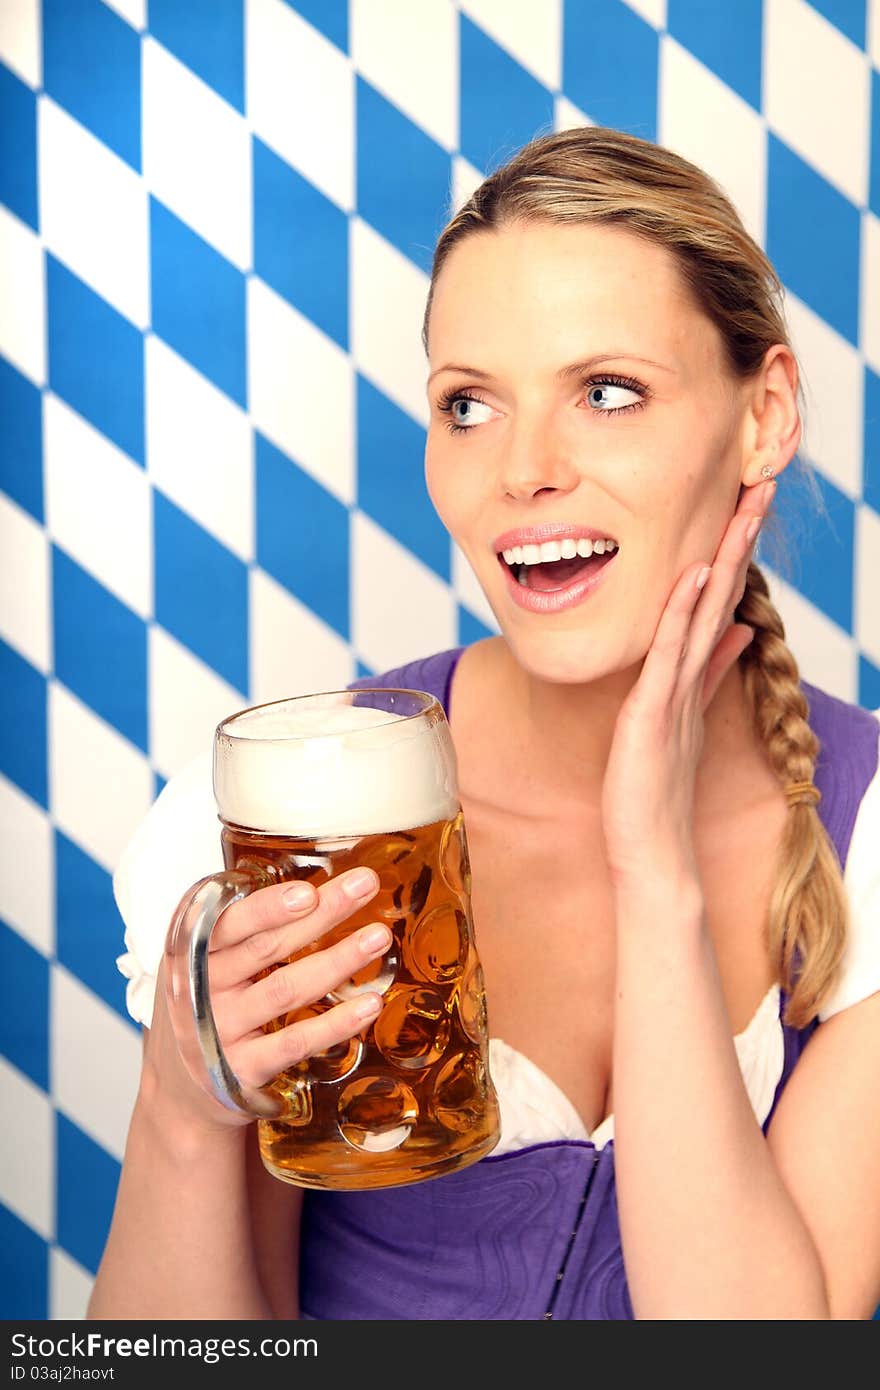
90, 127, 880, 1320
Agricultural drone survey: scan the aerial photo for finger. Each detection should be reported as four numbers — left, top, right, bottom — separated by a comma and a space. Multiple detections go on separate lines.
218, 921, 393, 1036
627, 481, 774, 712
631, 558, 711, 709
700, 622, 755, 710
231, 993, 383, 1092
209, 863, 380, 962
689, 480, 775, 634
674, 480, 773, 691
681, 492, 771, 692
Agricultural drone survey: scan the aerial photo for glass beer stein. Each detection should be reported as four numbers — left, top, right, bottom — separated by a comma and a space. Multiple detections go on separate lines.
164, 686, 500, 1190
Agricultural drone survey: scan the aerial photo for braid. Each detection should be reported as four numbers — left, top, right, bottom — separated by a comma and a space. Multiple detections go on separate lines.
736, 563, 850, 1027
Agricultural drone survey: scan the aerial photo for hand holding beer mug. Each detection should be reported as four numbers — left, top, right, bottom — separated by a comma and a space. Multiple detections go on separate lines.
164, 687, 500, 1189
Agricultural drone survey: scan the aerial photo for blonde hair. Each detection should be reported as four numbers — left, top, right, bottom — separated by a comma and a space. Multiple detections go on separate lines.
423, 125, 847, 1028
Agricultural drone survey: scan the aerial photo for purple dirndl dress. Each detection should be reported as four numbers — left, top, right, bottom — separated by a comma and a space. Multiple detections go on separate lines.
296, 646, 880, 1320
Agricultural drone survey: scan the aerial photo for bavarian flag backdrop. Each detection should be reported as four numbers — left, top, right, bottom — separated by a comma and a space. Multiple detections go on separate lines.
1, 0, 879, 1320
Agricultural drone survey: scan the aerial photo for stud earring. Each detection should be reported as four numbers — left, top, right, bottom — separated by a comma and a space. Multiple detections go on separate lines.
760, 463, 775, 480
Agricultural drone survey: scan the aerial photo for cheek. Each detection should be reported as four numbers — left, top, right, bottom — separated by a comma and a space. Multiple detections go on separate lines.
423, 447, 446, 523
424, 439, 473, 534
639, 453, 726, 544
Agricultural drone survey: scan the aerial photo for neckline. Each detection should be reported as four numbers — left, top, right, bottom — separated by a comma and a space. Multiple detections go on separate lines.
489, 982, 782, 1143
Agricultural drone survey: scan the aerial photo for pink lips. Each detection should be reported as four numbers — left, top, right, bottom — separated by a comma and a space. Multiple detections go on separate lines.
497, 548, 618, 614
492, 523, 618, 554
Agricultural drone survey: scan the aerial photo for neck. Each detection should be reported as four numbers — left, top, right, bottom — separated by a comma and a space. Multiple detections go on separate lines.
485, 638, 764, 824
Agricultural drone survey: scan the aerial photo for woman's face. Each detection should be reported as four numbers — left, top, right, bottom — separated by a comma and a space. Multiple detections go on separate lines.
424, 219, 754, 683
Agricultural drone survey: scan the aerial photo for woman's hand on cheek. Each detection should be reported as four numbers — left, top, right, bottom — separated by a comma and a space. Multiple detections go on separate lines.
600, 478, 776, 894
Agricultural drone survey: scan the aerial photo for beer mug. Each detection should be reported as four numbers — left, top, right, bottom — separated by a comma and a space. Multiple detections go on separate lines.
165, 686, 500, 1190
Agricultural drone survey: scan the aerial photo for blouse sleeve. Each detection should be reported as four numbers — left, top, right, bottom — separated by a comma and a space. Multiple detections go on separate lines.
818, 712, 880, 1022
113, 749, 223, 1029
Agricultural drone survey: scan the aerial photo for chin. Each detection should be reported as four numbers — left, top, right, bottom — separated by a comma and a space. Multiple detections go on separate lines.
500, 628, 627, 687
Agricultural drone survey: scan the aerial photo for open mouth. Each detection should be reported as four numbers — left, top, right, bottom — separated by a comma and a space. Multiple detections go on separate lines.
498, 546, 618, 593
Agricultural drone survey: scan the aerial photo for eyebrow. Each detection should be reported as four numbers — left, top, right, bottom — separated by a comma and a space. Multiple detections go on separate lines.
427, 353, 678, 385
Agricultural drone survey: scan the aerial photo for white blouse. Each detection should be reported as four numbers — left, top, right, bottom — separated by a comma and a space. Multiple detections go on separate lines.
115, 723, 880, 1155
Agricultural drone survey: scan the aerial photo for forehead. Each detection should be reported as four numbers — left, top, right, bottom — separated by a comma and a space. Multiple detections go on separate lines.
428, 220, 721, 377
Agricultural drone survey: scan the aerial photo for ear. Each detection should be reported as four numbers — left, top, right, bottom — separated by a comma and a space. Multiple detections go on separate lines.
738, 345, 801, 489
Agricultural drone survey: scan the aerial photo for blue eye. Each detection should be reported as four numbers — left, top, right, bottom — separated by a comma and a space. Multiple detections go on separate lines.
434, 390, 494, 435
449, 396, 494, 430
585, 378, 646, 414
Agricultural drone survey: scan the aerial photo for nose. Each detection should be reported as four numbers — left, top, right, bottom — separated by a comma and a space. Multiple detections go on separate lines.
499, 412, 582, 501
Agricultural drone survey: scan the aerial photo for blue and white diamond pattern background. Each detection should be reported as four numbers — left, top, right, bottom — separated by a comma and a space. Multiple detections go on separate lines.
1, 0, 879, 1320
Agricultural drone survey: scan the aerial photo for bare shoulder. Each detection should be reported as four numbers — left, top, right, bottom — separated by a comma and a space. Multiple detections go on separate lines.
449, 638, 527, 794
766, 990, 880, 1319
245, 1126, 304, 1320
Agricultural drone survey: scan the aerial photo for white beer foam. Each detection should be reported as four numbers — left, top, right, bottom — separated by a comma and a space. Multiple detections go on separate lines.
213, 697, 459, 836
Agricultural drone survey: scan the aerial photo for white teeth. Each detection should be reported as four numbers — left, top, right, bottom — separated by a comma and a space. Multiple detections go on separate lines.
499, 537, 619, 567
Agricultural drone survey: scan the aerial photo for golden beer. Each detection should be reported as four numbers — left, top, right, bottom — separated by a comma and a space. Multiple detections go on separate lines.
167, 687, 500, 1190
223, 811, 498, 1188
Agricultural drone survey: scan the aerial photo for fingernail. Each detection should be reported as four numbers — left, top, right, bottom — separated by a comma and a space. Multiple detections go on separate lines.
342, 867, 378, 899
354, 993, 382, 1020
746, 516, 762, 544
695, 565, 712, 591
282, 881, 315, 910
359, 923, 391, 953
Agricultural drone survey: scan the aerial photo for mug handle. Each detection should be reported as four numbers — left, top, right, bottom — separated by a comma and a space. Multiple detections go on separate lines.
163, 868, 313, 1124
